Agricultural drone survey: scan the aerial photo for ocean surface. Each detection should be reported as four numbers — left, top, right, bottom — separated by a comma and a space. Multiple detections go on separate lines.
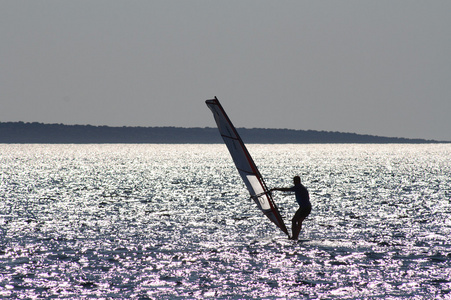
1, 144, 450, 299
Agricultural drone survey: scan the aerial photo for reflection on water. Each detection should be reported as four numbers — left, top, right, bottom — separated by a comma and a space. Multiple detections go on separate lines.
1, 144, 450, 298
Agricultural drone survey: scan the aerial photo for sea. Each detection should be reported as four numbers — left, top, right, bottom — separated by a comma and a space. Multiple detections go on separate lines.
1, 144, 450, 299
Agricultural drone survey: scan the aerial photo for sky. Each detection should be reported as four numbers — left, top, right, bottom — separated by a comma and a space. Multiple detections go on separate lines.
1, 1, 450, 141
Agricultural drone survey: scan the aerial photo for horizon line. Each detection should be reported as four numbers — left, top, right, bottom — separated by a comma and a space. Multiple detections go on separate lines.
1, 121, 448, 143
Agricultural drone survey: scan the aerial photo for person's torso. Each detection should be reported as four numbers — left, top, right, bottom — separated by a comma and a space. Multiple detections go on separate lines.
291, 184, 310, 207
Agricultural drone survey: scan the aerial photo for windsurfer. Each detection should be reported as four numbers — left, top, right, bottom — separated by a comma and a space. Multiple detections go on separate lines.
271, 176, 311, 240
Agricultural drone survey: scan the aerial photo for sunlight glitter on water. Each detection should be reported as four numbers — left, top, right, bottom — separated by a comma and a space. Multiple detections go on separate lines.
1, 144, 450, 299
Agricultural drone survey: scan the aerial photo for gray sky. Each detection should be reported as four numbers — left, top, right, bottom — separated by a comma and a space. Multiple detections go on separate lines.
1, 1, 450, 141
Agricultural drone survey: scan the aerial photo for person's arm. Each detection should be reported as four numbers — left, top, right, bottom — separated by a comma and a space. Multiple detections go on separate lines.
270, 187, 292, 192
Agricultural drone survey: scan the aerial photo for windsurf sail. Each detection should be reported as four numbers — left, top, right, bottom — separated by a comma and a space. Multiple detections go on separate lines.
206, 97, 289, 236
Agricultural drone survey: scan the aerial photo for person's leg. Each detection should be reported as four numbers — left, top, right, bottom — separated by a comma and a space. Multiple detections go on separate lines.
291, 208, 303, 240
291, 206, 311, 240
291, 219, 298, 240
292, 216, 305, 240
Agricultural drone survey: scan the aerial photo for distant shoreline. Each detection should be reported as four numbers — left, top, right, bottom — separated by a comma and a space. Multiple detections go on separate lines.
0, 122, 448, 144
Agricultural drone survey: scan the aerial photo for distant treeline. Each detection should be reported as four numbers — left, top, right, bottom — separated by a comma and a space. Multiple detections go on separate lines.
0, 122, 445, 144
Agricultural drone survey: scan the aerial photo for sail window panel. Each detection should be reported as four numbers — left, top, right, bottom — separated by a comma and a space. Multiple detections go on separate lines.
246, 175, 271, 210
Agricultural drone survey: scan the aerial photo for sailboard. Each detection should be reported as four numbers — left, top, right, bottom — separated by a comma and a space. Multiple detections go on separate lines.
206, 97, 289, 236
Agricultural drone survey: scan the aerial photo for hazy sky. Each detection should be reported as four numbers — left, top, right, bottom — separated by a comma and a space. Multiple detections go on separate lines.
1, 1, 450, 140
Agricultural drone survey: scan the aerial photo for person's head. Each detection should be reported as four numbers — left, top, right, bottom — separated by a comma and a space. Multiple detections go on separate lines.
293, 176, 301, 185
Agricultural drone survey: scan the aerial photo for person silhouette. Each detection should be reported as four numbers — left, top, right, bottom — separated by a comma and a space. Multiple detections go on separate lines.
271, 176, 311, 240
